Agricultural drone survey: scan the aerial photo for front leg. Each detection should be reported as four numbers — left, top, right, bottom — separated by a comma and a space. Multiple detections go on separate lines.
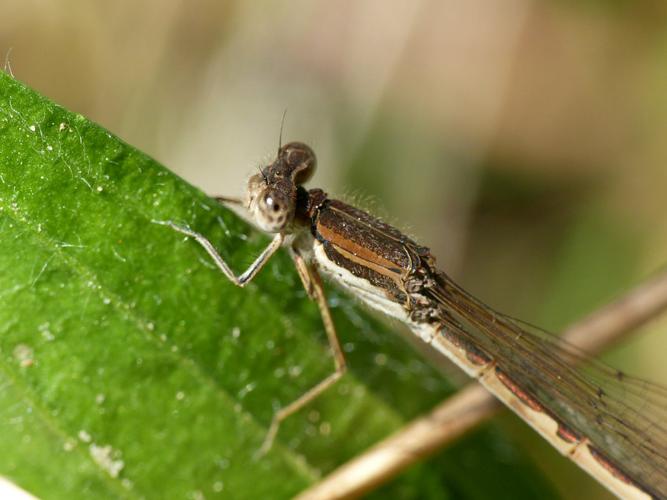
155, 220, 283, 286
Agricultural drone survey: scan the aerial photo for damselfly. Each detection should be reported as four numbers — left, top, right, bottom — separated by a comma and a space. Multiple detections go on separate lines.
157, 142, 667, 499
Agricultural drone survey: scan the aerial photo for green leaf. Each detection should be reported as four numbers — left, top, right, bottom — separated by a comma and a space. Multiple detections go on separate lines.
0, 72, 558, 499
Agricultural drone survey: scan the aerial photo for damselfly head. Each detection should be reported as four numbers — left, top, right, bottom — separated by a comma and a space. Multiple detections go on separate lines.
245, 142, 317, 233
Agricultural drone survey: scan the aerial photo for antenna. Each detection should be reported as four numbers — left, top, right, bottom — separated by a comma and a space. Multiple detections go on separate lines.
257, 165, 268, 184
278, 108, 288, 154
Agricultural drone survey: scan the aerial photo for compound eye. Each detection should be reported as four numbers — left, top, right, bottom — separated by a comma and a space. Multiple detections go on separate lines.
264, 194, 282, 213
280, 142, 317, 185
258, 190, 293, 232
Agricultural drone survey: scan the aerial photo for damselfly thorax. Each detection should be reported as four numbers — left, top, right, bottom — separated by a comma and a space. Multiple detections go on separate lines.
157, 142, 667, 500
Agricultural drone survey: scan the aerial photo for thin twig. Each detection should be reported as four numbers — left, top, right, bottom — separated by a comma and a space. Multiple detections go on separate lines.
296, 268, 667, 500
559, 268, 667, 352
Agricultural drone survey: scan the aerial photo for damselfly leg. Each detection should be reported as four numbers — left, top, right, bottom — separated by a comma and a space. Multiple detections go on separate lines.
154, 221, 283, 286
260, 249, 346, 456
156, 220, 347, 456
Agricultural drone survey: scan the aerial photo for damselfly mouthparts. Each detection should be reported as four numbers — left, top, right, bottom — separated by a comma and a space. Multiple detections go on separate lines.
158, 142, 667, 499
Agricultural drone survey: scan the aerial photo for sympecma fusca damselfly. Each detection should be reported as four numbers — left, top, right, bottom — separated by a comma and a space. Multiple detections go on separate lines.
157, 142, 667, 499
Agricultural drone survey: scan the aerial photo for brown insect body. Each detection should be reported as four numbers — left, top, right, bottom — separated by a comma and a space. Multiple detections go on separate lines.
164, 141, 667, 499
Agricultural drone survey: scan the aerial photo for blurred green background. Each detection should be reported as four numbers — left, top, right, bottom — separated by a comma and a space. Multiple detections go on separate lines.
3, 1, 667, 498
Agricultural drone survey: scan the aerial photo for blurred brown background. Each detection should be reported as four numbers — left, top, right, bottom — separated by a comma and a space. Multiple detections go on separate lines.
3, 1, 667, 498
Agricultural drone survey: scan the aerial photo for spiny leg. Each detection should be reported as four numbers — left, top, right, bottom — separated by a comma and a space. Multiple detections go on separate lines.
158, 221, 346, 455
154, 220, 283, 286
289, 247, 316, 299
258, 249, 347, 456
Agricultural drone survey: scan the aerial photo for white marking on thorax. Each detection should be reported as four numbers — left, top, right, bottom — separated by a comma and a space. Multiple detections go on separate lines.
311, 240, 439, 345
312, 242, 407, 320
